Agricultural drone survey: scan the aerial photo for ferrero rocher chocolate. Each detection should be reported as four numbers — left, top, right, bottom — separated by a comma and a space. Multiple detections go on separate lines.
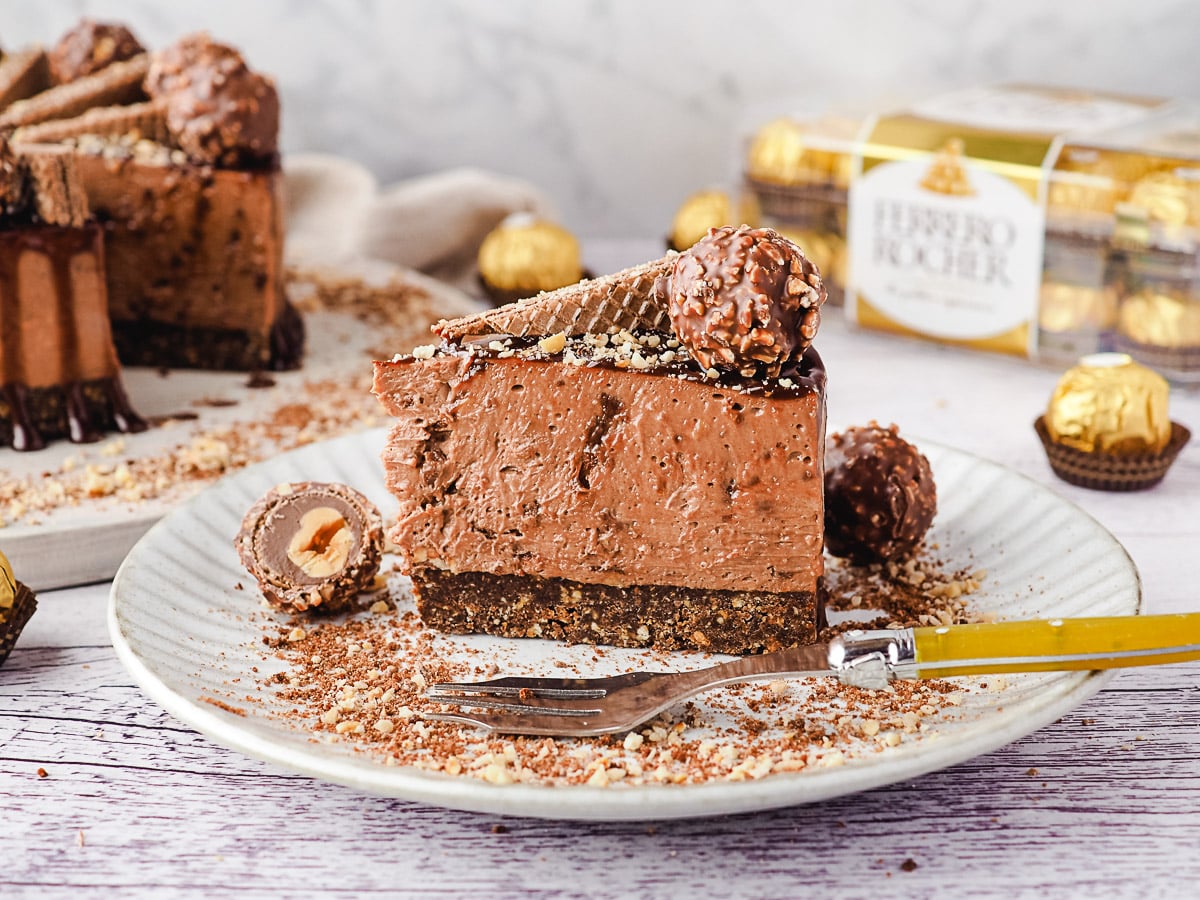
478, 218, 583, 303
1038, 282, 1118, 333
668, 190, 732, 252
49, 19, 145, 84
1126, 169, 1196, 226
746, 118, 849, 188
0, 550, 15, 614
1046, 147, 1120, 218
824, 424, 937, 563
235, 482, 385, 615
1119, 290, 1200, 348
0, 548, 37, 668
145, 33, 279, 166
1045, 353, 1171, 454
663, 225, 825, 377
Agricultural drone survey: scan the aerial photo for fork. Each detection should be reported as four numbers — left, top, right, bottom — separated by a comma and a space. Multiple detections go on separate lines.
425, 614, 1200, 736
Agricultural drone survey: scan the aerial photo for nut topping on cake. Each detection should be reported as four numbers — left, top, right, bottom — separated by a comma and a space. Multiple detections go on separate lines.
49, 19, 145, 84
662, 225, 825, 378
825, 423, 937, 563
145, 33, 279, 166
236, 482, 384, 615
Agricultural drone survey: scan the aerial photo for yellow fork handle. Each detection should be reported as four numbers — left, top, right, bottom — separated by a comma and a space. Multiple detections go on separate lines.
913, 613, 1200, 678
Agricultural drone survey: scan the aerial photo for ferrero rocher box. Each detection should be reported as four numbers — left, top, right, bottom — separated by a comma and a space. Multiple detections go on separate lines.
742, 85, 1200, 380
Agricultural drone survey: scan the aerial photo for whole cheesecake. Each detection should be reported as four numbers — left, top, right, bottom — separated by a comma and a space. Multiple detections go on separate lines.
1, 20, 302, 373
374, 226, 829, 654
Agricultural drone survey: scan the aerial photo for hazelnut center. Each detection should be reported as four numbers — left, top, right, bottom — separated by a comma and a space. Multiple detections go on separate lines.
287, 506, 352, 579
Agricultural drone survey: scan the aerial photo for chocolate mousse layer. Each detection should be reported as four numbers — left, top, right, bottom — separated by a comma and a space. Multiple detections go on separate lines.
373, 333, 827, 653
70, 143, 300, 371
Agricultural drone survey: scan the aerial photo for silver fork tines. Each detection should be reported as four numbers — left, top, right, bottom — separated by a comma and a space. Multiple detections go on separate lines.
424, 641, 842, 737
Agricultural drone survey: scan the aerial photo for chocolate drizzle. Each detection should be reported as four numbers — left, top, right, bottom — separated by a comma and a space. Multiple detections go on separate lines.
1, 383, 45, 451
268, 297, 305, 371
65, 381, 102, 443
107, 376, 148, 434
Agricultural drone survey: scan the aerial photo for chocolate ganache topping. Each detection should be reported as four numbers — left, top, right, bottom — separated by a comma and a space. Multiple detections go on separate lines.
49, 19, 145, 85
145, 32, 279, 166
661, 225, 825, 377
825, 423, 937, 563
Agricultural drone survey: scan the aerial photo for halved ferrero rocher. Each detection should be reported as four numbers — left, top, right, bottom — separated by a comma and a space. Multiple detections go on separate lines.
235, 482, 385, 614
1034, 353, 1191, 491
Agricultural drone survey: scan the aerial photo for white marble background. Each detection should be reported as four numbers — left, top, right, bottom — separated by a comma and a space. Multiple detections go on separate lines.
3, 0, 1199, 236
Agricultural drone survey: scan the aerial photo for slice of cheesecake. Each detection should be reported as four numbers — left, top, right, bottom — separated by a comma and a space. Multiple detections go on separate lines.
374, 227, 828, 654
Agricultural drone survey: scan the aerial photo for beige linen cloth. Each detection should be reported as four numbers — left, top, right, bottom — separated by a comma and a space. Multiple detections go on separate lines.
283, 153, 556, 292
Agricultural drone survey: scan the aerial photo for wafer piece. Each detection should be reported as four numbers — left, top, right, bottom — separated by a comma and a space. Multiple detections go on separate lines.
12, 99, 168, 145
16, 143, 89, 227
0, 48, 52, 111
0, 54, 148, 129
435, 253, 675, 342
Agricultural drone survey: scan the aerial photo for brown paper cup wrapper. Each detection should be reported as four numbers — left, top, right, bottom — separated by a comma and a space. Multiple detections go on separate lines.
0, 582, 37, 667
1034, 416, 1191, 491
744, 178, 845, 228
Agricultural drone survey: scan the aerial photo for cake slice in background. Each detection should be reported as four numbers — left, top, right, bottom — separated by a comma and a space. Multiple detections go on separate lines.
375, 226, 828, 654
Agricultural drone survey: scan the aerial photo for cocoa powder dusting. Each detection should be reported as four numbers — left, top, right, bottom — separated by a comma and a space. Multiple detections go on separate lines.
234, 546, 988, 789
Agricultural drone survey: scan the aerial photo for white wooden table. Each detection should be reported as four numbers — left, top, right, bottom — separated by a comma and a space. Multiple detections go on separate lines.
4, 241, 1200, 898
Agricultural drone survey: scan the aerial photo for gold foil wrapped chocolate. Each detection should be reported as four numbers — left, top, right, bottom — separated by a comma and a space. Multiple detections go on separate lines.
746, 117, 851, 188
1045, 353, 1171, 454
1038, 282, 1118, 333
669, 190, 732, 251
0, 547, 37, 667
478, 218, 582, 294
1046, 147, 1120, 217
1126, 169, 1197, 227
0, 549, 15, 614
1119, 290, 1200, 348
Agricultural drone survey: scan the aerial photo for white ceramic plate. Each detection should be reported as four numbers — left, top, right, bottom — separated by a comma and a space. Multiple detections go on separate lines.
109, 429, 1141, 821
